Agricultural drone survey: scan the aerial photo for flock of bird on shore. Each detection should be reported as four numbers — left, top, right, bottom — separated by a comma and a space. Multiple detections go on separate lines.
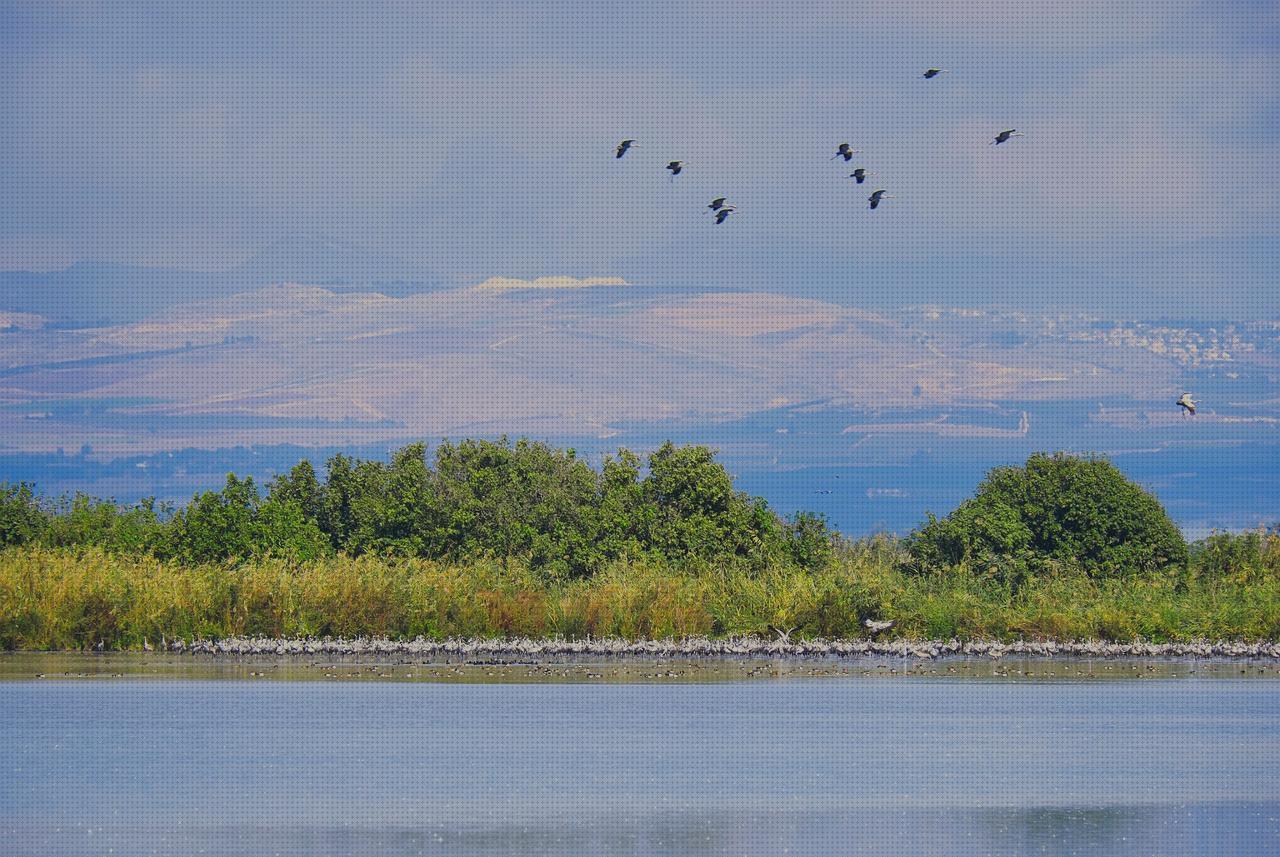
613, 66, 1201, 417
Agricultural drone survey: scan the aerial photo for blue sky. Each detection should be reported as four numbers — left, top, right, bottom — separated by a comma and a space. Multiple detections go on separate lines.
2, 0, 1276, 318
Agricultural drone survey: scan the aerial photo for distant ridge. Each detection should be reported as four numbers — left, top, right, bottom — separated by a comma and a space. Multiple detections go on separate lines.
0, 236, 439, 325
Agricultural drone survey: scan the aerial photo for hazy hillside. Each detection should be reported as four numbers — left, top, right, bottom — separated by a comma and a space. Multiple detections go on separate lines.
1, 280, 1276, 534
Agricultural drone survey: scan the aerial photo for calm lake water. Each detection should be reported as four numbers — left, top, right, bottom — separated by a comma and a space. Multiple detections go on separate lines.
2, 655, 1278, 856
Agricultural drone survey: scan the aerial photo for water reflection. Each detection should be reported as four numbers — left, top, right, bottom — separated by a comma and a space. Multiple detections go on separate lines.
8, 805, 1278, 856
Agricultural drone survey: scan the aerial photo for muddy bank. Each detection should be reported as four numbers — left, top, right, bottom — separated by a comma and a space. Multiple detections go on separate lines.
110, 635, 1280, 660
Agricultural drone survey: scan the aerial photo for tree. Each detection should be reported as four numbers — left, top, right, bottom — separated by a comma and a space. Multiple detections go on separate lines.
41, 494, 163, 554
268, 460, 324, 523
592, 449, 648, 565
908, 452, 1187, 578
165, 474, 329, 563
786, 511, 837, 570
642, 442, 786, 567
0, 483, 46, 546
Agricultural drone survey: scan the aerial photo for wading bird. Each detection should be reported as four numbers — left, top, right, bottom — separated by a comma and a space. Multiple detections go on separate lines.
714, 206, 736, 224
614, 139, 637, 158
1177, 392, 1197, 416
923, 68, 949, 78
992, 129, 1024, 145
832, 142, 858, 161
666, 160, 684, 179
849, 168, 869, 184
708, 197, 728, 211
868, 189, 893, 209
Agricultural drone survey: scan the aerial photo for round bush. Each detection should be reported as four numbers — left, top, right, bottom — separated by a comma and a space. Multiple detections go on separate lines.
908, 453, 1188, 578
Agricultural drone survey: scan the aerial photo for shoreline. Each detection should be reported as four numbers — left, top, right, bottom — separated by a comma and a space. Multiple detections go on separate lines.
48, 635, 1280, 660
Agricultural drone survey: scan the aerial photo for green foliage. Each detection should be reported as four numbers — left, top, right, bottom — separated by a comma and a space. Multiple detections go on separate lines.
8, 443, 1271, 594
41, 494, 164, 554
1191, 527, 1280, 584
785, 511, 838, 570
164, 475, 330, 564
268, 459, 324, 523
642, 442, 787, 568
908, 453, 1188, 580
0, 483, 46, 547
430, 437, 601, 576
4, 545, 1280, 650
258, 438, 801, 576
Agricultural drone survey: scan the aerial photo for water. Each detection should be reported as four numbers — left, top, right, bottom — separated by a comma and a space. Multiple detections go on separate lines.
3, 656, 1278, 856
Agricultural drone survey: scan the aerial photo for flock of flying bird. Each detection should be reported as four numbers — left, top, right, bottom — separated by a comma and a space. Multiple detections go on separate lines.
613, 67, 1200, 418
612, 68, 1025, 221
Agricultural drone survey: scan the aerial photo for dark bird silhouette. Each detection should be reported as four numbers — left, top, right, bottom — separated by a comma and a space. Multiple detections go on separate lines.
708, 197, 728, 211
868, 189, 893, 210
614, 139, 637, 158
666, 160, 684, 179
849, 168, 869, 184
992, 129, 1024, 145
714, 206, 736, 224
923, 68, 949, 79
832, 142, 858, 162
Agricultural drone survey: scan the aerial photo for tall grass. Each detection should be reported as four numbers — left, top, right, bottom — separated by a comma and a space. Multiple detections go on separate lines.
3, 546, 1278, 650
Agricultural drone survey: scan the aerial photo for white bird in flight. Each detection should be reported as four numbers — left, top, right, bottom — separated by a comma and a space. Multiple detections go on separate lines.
1177, 393, 1197, 416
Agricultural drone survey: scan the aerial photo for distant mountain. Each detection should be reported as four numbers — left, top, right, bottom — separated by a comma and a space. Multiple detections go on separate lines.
0, 237, 439, 325
0, 282, 1276, 534
237, 237, 431, 296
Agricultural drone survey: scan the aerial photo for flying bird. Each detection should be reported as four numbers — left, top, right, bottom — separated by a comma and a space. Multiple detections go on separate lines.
923, 68, 949, 78
832, 142, 858, 162
849, 168, 869, 184
666, 160, 684, 179
1177, 392, 1197, 416
708, 197, 728, 211
868, 189, 893, 210
714, 206, 736, 224
767, 625, 797, 644
864, 618, 895, 636
615, 139, 638, 159
992, 129, 1024, 145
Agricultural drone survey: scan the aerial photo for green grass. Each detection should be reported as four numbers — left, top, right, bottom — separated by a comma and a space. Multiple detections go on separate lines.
3, 545, 1279, 650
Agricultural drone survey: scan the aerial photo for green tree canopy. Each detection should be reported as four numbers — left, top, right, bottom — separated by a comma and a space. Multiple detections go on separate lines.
908, 452, 1188, 578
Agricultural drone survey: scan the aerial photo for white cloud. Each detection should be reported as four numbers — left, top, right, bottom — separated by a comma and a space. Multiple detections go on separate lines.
0, 311, 47, 331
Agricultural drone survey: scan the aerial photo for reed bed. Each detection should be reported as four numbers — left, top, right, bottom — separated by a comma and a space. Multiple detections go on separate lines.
2, 546, 1278, 650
